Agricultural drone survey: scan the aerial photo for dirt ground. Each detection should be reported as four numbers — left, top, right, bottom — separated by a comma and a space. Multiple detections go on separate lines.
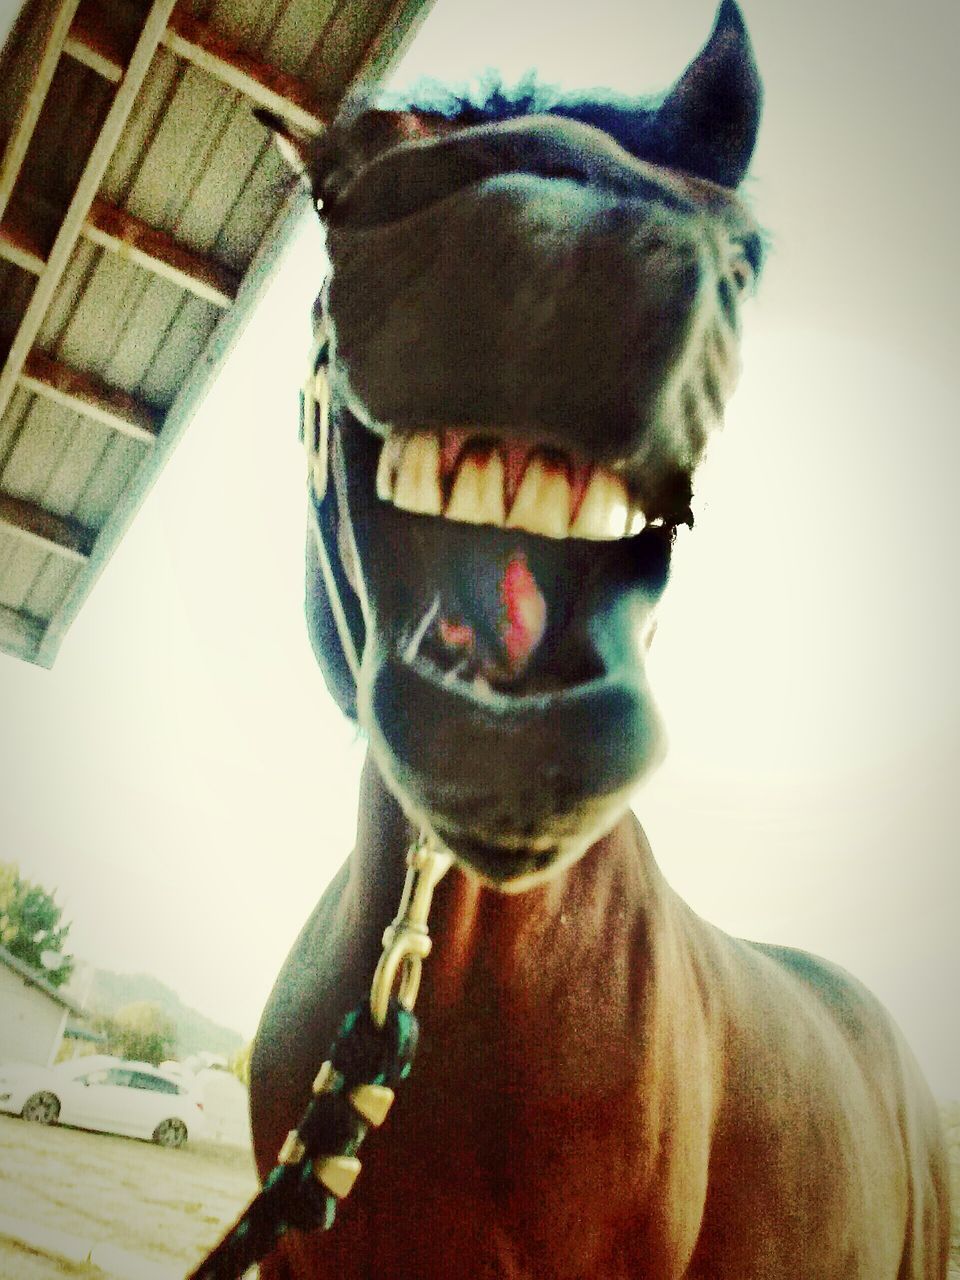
0, 1107, 957, 1277
0, 1112, 257, 1278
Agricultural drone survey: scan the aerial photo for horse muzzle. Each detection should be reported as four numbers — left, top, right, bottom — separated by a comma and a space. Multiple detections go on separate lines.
324, 113, 759, 524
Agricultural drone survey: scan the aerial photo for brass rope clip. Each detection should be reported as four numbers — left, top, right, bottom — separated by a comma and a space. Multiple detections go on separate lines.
370, 832, 453, 1028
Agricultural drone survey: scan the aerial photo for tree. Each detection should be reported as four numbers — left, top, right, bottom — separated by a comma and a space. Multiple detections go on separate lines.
228, 1040, 253, 1087
0, 861, 73, 987
105, 1001, 177, 1065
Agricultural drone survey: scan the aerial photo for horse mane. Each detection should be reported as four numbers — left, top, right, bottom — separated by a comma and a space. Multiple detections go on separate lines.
378, 74, 665, 161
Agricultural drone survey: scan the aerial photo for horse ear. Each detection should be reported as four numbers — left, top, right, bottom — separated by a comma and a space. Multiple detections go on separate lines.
253, 108, 314, 181
255, 106, 446, 212
657, 0, 762, 188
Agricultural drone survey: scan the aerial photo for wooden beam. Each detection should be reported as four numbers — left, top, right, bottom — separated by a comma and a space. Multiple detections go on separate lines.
0, 602, 44, 663
161, 9, 326, 134
0, 207, 47, 274
35, 184, 306, 667
63, 2, 327, 133
18, 350, 160, 443
28, 0, 434, 668
0, 0, 83, 224
83, 197, 239, 307
0, 494, 93, 561
0, 194, 239, 306
0, 0, 180, 424
62, 4, 125, 82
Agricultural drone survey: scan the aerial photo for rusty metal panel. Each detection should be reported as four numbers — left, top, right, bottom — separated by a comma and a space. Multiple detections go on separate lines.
105, 271, 209, 395
72, 430, 144, 528
36, 238, 100, 350
0, 258, 39, 343
0, 532, 46, 608
137, 292, 220, 403
201, 0, 336, 83
259, 0, 337, 81
0, 385, 33, 476
0, 394, 71, 504
126, 64, 242, 236
303, 0, 385, 98
40, 410, 113, 518
49, 248, 149, 385
214, 142, 286, 269
0, 0, 438, 664
99, 47, 183, 208
175, 96, 269, 259
22, 549, 81, 620
0, 527, 28, 606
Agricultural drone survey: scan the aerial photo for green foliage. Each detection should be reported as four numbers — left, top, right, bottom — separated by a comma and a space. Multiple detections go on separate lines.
96, 1001, 177, 1066
0, 861, 73, 987
88, 969, 243, 1059
228, 1040, 253, 1087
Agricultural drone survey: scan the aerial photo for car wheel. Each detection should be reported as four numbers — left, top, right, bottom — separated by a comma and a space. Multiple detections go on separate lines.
153, 1118, 187, 1148
21, 1092, 60, 1125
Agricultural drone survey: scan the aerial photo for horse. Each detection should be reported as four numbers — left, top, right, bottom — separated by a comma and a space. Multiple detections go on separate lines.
250, 3, 950, 1275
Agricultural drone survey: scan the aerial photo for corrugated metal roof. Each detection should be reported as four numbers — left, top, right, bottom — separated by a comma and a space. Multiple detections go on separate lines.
0, 0, 435, 665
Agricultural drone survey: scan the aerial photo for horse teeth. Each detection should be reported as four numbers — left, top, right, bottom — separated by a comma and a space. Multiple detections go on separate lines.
625, 504, 647, 537
393, 432, 442, 515
445, 450, 506, 527
569, 471, 631, 540
376, 431, 647, 541
506, 458, 570, 539
376, 432, 405, 500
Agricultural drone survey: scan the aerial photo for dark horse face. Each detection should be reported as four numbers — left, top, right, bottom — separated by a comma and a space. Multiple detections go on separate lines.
267, 0, 763, 888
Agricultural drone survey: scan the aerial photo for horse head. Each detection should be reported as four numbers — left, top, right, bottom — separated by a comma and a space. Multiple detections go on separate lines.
263, 0, 763, 889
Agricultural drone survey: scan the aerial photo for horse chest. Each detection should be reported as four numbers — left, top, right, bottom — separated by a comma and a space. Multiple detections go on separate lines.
271, 1072, 704, 1280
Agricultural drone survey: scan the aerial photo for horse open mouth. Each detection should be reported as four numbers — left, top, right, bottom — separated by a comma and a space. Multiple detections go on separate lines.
337, 412, 673, 887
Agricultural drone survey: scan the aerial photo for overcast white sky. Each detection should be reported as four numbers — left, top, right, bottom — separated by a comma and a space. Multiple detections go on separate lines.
1, 0, 958, 1097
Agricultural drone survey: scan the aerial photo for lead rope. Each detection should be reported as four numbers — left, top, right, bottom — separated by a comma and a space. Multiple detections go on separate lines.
186, 833, 453, 1280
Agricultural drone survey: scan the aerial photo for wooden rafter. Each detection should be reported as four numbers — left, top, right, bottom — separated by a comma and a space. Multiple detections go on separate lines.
18, 350, 159, 443
0, 0, 83, 224
0, 194, 239, 307
0, 203, 46, 273
62, 5, 124, 82
0, 493, 93, 561
63, 2, 327, 133
83, 198, 239, 307
35, 184, 305, 667
0, 0, 439, 667
0, 0, 179, 424
161, 9, 327, 134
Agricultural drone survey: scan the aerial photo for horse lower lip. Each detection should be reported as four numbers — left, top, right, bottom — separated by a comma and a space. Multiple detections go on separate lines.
366, 649, 666, 818
434, 837, 558, 883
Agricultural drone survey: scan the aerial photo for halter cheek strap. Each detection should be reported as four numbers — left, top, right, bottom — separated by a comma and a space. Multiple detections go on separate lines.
302, 333, 364, 689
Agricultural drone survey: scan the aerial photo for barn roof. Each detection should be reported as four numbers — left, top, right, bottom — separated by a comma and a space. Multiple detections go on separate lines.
0, 941, 82, 1011
0, 0, 434, 666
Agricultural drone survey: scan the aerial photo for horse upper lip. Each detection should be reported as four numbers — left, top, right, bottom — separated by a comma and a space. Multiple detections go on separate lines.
375, 428, 652, 542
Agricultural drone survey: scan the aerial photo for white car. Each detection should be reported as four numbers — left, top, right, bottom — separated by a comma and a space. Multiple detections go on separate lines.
0, 1058, 204, 1148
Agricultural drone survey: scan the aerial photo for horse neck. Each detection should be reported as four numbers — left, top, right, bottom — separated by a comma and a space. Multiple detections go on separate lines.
350, 756, 681, 1098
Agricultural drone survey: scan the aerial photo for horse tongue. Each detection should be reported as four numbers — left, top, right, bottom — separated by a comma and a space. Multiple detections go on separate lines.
439, 550, 547, 682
